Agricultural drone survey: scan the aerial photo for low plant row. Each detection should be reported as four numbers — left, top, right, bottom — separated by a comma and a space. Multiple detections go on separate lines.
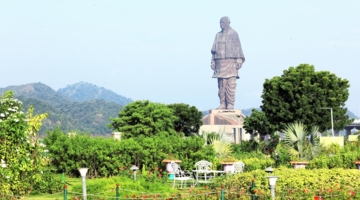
214, 168, 360, 199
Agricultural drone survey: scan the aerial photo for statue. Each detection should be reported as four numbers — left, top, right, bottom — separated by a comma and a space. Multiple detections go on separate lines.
211, 16, 245, 110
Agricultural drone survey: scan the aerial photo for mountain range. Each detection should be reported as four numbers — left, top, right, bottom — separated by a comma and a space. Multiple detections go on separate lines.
0, 82, 130, 136
0, 82, 358, 136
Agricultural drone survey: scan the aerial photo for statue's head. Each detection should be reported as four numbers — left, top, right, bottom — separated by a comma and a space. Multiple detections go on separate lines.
220, 16, 230, 30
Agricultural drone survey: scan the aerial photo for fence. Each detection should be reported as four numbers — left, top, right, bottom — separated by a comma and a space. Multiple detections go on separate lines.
1, 183, 359, 200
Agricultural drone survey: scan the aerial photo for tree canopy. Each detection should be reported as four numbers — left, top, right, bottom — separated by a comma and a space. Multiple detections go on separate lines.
110, 100, 177, 139
243, 108, 277, 137
261, 64, 352, 132
167, 103, 203, 136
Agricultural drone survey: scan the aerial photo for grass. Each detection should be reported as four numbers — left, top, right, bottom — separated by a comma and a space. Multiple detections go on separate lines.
28, 173, 186, 199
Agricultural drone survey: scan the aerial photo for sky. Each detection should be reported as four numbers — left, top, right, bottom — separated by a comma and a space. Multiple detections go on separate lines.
1, 0, 359, 116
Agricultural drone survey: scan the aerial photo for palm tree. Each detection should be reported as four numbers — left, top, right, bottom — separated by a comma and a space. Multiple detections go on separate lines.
282, 122, 321, 161
202, 131, 232, 160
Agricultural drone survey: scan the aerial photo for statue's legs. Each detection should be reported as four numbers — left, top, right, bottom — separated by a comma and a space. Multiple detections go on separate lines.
217, 77, 236, 109
217, 78, 226, 109
225, 77, 236, 109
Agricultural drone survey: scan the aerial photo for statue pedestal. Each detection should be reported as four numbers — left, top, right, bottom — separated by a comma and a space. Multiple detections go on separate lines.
199, 109, 248, 143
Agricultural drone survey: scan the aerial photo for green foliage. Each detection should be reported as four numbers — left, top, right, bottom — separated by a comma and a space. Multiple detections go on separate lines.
233, 140, 261, 153
110, 100, 177, 139
282, 122, 321, 161
243, 109, 276, 137
167, 103, 203, 136
307, 141, 360, 169
66, 175, 175, 199
210, 134, 233, 161
44, 128, 143, 177
261, 64, 352, 132
0, 91, 48, 197
44, 128, 214, 177
215, 168, 360, 199
242, 158, 275, 172
32, 171, 62, 194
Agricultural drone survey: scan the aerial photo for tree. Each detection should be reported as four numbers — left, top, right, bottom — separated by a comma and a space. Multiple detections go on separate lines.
0, 91, 48, 197
110, 100, 177, 139
261, 64, 352, 132
167, 103, 203, 136
243, 109, 277, 137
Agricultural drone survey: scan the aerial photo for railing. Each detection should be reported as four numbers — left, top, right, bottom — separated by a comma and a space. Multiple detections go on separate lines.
1, 184, 358, 200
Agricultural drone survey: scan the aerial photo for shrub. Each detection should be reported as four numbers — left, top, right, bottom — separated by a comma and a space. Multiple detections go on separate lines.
242, 158, 275, 172
45, 129, 214, 177
214, 168, 360, 199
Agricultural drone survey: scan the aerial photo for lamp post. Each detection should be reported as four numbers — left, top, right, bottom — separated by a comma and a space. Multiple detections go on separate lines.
320, 107, 334, 142
236, 114, 242, 144
78, 168, 89, 200
130, 165, 139, 181
265, 167, 279, 200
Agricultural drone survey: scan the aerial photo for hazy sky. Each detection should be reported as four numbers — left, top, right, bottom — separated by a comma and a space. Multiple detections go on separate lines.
1, 1, 359, 116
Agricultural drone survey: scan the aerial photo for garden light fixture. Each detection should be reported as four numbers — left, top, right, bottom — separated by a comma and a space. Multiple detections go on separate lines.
265, 167, 279, 200
130, 165, 139, 181
265, 166, 274, 175
78, 168, 89, 200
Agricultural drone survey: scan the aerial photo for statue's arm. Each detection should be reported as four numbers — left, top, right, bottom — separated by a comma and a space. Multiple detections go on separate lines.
235, 58, 243, 70
211, 54, 215, 70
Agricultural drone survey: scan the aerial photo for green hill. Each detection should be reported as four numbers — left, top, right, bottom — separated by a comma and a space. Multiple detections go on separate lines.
0, 82, 125, 136
58, 81, 132, 105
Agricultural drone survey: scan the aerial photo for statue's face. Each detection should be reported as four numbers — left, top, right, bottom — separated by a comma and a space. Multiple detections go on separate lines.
220, 17, 230, 30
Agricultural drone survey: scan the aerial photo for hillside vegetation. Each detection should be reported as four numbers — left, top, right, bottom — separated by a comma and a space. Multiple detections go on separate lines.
0, 82, 128, 136
58, 81, 132, 105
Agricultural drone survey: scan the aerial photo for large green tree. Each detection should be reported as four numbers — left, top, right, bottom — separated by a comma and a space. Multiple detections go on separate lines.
261, 64, 352, 132
243, 108, 277, 137
167, 103, 203, 136
110, 100, 177, 139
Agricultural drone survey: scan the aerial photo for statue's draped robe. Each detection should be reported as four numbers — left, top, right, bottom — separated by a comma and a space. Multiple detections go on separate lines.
211, 27, 245, 107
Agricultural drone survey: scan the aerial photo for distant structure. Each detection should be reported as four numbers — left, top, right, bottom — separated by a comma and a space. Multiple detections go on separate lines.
112, 132, 121, 140
199, 110, 250, 143
344, 119, 360, 136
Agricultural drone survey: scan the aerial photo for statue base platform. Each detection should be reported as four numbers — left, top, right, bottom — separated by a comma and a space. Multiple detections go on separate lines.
199, 109, 248, 143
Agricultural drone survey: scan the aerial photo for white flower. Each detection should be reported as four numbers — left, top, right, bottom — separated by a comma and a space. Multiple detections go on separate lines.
14, 118, 19, 122
0, 113, 4, 117
1, 159, 7, 168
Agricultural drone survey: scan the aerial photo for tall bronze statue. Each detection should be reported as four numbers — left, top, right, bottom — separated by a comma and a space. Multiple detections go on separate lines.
211, 16, 245, 110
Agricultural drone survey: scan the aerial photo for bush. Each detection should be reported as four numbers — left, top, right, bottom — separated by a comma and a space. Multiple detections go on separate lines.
214, 168, 360, 199
32, 171, 63, 194
242, 158, 275, 172
306, 141, 360, 169
45, 129, 214, 178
